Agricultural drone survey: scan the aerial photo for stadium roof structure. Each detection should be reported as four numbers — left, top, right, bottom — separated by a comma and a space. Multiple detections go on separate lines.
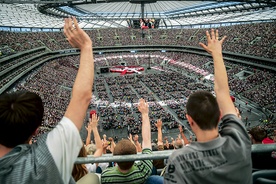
0, 0, 275, 30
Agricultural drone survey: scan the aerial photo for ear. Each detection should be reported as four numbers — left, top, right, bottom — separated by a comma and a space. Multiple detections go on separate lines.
219, 109, 223, 120
33, 128, 39, 136
186, 114, 194, 126
186, 114, 190, 121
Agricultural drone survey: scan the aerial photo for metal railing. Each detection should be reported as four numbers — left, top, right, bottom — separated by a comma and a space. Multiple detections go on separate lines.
75, 144, 276, 164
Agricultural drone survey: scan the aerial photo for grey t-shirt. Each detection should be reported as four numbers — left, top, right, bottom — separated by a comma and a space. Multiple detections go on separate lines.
0, 134, 75, 184
164, 114, 252, 184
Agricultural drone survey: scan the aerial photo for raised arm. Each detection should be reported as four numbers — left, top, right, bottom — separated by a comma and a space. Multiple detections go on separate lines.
108, 137, 116, 153
171, 138, 175, 148
199, 29, 236, 117
64, 17, 94, 130
178, 125, 190, 145
102, 134, 107, 143
138, 98, 151, 149
164, 137, 169, 149
85, 122, 92, 146
128, 133, 135, 144
90, 114, 102, 157
155, 119, 163, 146
128, 134, 142, 152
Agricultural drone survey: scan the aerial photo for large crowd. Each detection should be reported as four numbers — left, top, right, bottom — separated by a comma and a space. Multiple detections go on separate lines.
0, 22, 275, 59
6, 49, 274, 143
1, 48, 275, 127
1, 17, 275, 184
0, 21, 274, 159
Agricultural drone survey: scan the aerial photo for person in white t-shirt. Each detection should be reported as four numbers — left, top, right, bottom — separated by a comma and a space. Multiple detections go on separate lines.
0, 17, 94, 184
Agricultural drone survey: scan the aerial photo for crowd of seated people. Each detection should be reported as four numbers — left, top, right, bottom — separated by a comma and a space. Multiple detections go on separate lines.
159, 52, 276, 113
0, 54, 51, 88
0, 50, 46, 73
94, 56, 108, 67
6, 50, 274, 141
1, 44, 272, 139
229, 70, 276, 113
0, 22, 275, 59
0, 46, 16, 57
92, 22, 275, 59
90, 60, 212, 134
243, 78, 276, 112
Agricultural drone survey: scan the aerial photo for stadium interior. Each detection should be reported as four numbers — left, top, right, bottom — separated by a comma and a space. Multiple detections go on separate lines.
0, 0, 275, 181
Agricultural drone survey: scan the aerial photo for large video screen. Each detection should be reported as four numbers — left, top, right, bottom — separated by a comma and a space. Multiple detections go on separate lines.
128, 19, 160, 29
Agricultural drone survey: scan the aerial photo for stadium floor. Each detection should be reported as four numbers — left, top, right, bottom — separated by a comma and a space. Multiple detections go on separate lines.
79, 64, 266, 143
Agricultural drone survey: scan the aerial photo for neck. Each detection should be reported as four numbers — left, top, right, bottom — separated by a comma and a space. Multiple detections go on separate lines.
252, 140, 262, 144
117, 166, 131, 173
195, 129, 219, 142
0, 144, 13, 158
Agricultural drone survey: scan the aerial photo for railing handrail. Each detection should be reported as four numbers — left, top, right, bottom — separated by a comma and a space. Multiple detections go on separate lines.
75, 144, 276, 164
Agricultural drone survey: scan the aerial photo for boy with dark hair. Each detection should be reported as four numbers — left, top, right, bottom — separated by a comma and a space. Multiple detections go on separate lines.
0, 91, 44, 148
0, 17, 94, 184
186, 91, 220, 130
164, 29, 252, 184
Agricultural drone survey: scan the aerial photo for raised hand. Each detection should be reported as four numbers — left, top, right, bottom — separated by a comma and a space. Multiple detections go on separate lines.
155, 119, 162, 129
90, 113, 99, 129
85, 122, 92, 133
199, 29, 227, 56
138, 98, 149, 114
178, 125, 183, 132
63, 17, 92, 50
128, 133, 133, 142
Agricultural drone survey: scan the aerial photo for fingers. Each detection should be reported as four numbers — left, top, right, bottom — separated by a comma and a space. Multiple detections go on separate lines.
72, 17, 79, 30
206, 29, 225, 42
64, 18, 71, 38
138, 98, 148, 109
199, 42, 211, 54
199, 42, 207, 50
215, 29, 219, 40
206, 30, 211, 40
220, 35, 227, 44
91, 113, 99, 122
211, 29, 215, 40
66, 18, 74, 34
63, 18, 68, 36
200, 29, 226, 53
139, 98, 146, 104
64, 17, 75, 45
66, 17, 76, 33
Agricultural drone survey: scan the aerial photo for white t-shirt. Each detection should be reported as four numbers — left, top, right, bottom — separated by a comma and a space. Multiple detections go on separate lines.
46, 117, 83, 184
86, 162, 109, 173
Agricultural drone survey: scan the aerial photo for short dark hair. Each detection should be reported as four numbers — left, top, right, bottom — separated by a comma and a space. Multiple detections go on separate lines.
0, 91, 44, 148
186, 91, 220, 130
113, 139, 137, 170
249, 127, 267, 142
